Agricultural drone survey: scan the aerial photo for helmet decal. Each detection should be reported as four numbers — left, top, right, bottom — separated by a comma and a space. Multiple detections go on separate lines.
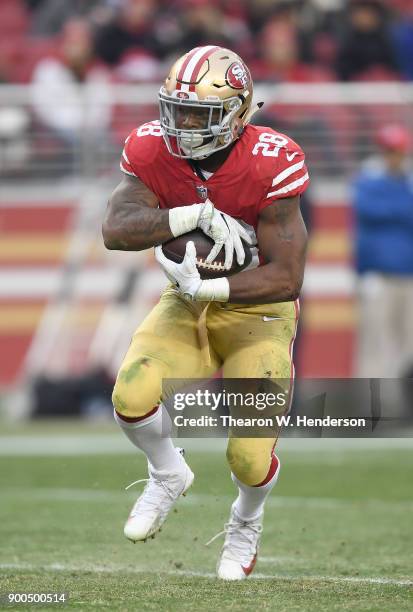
225, 62, 250, 90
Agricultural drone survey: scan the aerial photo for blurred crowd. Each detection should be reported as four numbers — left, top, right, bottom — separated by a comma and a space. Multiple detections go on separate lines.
0, 0, 412, 179
1, 0, 413, 86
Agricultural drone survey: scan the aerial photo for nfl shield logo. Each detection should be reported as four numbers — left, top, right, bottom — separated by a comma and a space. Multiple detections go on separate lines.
196, 185, 208, 200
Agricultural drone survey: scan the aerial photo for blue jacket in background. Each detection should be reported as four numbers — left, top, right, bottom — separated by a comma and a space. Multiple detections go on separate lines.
352, 159, 413, 275
392, 21, 413, 81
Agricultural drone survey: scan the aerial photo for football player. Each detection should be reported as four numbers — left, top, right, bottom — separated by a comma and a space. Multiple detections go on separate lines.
103, 45, 309, 580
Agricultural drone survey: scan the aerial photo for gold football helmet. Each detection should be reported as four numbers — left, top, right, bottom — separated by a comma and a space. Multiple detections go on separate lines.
159, 46, 257, 159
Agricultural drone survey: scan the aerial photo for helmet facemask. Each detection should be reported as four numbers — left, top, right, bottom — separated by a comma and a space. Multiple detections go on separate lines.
159, 88, 244, 159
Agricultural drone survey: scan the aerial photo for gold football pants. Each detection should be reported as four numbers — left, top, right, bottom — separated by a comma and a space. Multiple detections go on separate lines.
113, 286, 298, 486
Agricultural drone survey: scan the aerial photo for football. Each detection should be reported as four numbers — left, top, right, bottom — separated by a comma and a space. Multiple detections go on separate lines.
161, 229, 253, 279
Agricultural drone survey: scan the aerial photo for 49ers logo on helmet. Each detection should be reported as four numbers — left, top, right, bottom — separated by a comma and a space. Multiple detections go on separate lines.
176, 91, 189, 99
225, 62, 249, 89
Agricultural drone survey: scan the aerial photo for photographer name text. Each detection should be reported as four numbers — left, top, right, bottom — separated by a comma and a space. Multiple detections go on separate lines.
173, 415, 367, 428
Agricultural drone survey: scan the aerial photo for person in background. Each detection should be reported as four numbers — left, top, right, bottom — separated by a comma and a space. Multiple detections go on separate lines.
336, 0, 398, 81
93, 0, 159, 67
352, 124, 413, 378
174, 0, 248, 59
392, 3, 413, 80
29, 0, 101, 36
31, 19, 111, 152
251, 15, 333, 82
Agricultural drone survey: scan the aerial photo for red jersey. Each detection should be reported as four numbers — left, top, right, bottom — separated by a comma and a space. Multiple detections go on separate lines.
120, 120, 309, 233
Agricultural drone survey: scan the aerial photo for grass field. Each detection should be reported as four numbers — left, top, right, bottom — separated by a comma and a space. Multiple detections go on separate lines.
0, 424, 412, 611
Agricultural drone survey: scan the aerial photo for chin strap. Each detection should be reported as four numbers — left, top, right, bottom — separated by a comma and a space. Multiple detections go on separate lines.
243, 101, 264, 126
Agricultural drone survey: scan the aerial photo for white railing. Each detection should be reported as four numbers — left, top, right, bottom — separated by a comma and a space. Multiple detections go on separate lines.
1, 82, 413, 182
2, 81, 413, 104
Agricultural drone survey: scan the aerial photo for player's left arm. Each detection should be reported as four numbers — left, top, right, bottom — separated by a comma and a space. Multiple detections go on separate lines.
227, 195, 307, 303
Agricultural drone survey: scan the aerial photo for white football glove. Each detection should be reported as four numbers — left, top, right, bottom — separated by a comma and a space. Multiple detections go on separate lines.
212, 212, 253, 270
155, 241, 229, 302
169, 199, 253, 270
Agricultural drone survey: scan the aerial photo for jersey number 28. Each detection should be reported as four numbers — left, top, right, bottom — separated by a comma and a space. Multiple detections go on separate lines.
252, 133, 289, 157
136, 121, 163, 137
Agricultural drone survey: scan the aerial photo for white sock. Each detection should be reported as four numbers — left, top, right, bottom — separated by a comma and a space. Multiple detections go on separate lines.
232, 456, 281, 521
114, 404, 184, 473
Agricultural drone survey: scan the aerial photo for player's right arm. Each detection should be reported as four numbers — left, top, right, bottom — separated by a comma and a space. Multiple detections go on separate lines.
102, 174, 172, 251
102, 174, 237, 255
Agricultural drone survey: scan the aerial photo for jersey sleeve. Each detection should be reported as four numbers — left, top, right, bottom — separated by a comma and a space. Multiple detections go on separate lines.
119, 121, 163, 182
257, 137, 310, 212
119, 133, 138, 177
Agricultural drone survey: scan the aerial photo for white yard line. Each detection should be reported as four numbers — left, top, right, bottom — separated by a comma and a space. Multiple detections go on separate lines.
0, 436, 412, 456
0, 435, 133, 456
1, 487, 125, 502
2, 488, 412, 510
259, 556, 301, 564
0, 562, 411, 587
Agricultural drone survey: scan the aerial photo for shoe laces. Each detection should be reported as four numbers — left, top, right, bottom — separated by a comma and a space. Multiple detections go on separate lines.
205, 512, 263, 564
125, 475, 177, 519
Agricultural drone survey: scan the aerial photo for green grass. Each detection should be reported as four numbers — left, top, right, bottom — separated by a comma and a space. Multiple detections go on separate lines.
0, 430, 412, 611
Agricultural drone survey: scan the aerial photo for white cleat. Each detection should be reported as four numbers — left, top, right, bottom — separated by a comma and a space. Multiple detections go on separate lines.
124, 450, 194, 543
206, 503, 263, 580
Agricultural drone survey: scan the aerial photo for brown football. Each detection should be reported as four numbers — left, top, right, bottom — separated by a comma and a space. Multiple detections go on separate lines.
161, 229, 252, 280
